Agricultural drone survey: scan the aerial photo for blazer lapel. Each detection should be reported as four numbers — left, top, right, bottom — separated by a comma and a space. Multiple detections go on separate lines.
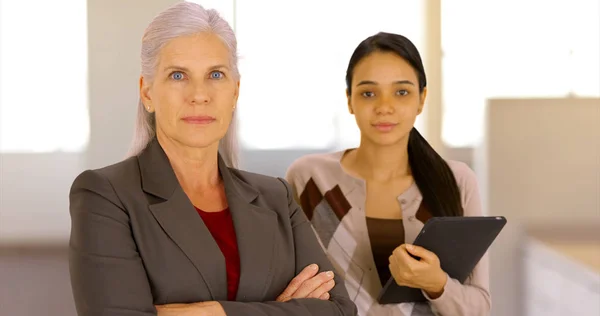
218, 157, 278, 301
139, 139, 228, 301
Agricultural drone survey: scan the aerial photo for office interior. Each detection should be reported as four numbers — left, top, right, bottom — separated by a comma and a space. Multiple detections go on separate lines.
0, 0, 598, 315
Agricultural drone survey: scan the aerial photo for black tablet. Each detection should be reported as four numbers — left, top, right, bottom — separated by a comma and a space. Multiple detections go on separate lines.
377, 216, 507, 304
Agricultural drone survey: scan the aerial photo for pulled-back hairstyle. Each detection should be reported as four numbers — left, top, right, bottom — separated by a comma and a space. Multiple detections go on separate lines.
345, 32, 463, 217
127, 2, 239, 168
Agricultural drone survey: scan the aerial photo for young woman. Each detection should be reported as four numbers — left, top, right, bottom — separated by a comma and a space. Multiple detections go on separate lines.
286, 32, 490, 316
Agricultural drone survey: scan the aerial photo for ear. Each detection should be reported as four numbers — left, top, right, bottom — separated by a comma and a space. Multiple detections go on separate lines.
346, 89, 354, 114
417, 86, 427, 115
140, 76, 153, 112
234, 80, 240, 103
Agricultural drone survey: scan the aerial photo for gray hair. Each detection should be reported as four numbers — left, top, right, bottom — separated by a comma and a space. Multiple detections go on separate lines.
127, 1, 240, 168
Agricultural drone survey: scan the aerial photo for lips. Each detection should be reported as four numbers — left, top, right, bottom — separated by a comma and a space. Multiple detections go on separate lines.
182, 115, 216, 124
372, 122, 397, 132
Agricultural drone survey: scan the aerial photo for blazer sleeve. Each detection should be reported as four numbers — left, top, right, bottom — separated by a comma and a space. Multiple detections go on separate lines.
218, 179, 357, 316
69, 170, 156, 316
422, 164, 492, 316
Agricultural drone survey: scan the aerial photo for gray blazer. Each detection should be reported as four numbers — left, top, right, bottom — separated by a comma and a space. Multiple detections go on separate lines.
68, 139, 357, 316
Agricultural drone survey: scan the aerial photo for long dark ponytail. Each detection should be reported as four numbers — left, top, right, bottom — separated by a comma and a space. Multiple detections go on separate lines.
345, 32, 463, 217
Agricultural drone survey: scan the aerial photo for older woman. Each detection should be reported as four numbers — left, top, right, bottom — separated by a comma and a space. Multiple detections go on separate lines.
68, 3, 356, 316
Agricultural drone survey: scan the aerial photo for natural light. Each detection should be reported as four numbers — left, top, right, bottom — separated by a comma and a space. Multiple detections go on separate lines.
0, 0, 89, 153
3, 0, 596, 152
189, 0, 425, 150
236, 0, 425, 150
441, 0, 600, 147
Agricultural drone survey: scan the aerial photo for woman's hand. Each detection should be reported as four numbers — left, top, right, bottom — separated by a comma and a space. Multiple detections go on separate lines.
388, 244, 448, 299
276, 263, 335, 302
155, 301, 225, 316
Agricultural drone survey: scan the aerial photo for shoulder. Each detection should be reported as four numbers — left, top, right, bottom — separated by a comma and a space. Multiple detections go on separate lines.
285, 151, 344, 183
445, 159, 482, 215
445, 160, 478, 188
69, 158, 141, 221
70, 156, 140, 199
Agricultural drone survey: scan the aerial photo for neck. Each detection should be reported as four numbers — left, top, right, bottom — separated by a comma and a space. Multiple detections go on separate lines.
352, 136, 411, 182
157, 132, 221, 190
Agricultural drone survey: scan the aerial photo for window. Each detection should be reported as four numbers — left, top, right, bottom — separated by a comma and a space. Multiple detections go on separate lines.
0, 0, 89, 153
441, 0, 600, 147
234, 0, 426, 149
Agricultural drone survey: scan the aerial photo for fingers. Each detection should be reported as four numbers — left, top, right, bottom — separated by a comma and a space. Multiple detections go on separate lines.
388, 262, 405, 286
391, 245, 414, 265
388, 247, 410, 286
389, 245, 422, 286
306, 278, 335, 299
291, 270, 335, 299
276, 264, 319, 301
389, 244, 442, 289
404, 244, 438, 264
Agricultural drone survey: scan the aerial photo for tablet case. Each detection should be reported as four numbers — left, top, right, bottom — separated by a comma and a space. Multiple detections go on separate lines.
377, 216, 507, 304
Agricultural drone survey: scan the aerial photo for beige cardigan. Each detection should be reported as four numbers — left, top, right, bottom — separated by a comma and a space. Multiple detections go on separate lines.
285, 151, 491, 316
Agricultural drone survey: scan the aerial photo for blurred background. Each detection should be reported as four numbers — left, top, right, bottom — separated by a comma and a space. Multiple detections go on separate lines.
0, 0, 598, 315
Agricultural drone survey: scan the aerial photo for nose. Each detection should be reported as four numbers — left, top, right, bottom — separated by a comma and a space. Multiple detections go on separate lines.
374, 94, 394, 114
189, 80, 211, 104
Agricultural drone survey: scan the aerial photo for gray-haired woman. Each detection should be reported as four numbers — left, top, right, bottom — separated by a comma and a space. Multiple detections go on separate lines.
68, 2, 357, 316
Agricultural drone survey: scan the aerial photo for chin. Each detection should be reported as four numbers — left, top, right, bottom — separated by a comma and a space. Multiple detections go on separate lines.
373, 139, 402, 147
367, 133, 409, 147
174, 135, 221, 149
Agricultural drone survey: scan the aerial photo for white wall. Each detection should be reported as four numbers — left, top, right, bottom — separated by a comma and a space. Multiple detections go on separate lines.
475, 98, 600, 316
0, 0, 179, 245
86, 0, 180, 169
0, 153, 85, 244
1, 0, 444, 244
483, 98, 599, 222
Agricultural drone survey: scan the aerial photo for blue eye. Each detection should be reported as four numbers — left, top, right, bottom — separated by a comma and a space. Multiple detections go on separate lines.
170, 71, 184, 80
210, 71, 224, 79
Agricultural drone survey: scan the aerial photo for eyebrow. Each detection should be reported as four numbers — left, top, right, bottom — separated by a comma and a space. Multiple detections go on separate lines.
356, 80, 415, 86
163, 64, 230, 73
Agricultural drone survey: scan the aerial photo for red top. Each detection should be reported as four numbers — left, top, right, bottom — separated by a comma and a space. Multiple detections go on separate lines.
195, 207, 240, 301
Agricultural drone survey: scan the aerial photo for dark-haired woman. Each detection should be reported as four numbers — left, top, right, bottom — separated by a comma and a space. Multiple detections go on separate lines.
285, 32, 490, 316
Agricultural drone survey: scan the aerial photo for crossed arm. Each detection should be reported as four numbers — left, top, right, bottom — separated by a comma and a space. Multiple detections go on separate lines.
154, 265, 337, 316
68, 170, 357, 316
